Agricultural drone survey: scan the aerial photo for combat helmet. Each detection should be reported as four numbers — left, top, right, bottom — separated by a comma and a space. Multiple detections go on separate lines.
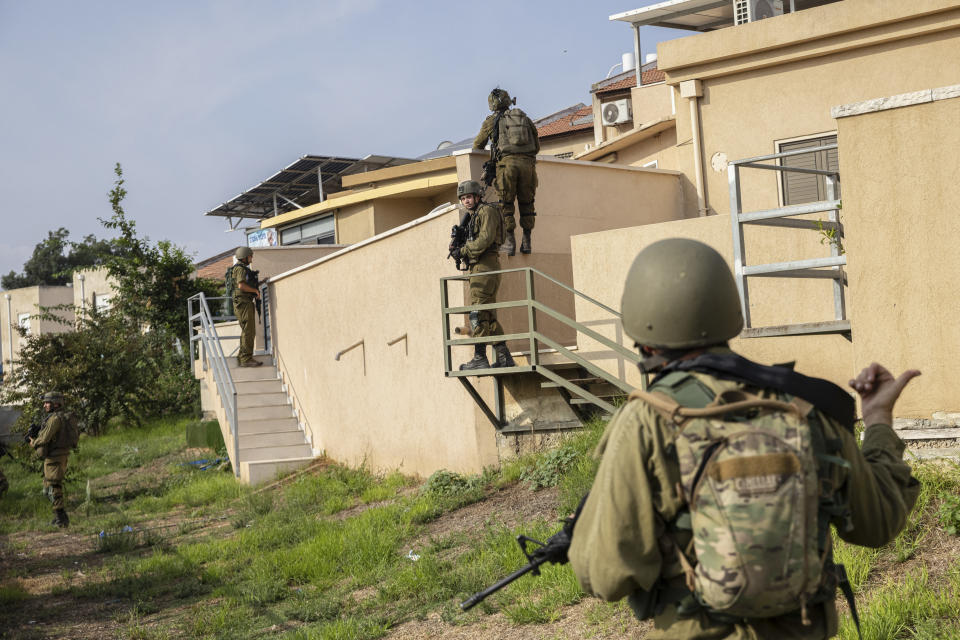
620, 238, 743, 349
457, 180, 483, 199
488, 88, 514, 112
235, 246, 253, 260
42, 391, 65, 405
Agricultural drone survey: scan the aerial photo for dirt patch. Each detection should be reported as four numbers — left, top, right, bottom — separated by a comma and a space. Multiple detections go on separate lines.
417, 484, 560, 548
385, 599, 652, 640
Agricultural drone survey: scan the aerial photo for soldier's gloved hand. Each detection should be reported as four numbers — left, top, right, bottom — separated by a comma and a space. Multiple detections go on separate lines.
450, 247, 462, 261
534, 528, 572, 565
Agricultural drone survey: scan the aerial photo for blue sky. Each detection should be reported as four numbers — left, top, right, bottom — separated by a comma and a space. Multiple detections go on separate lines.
0, 0, 686, 279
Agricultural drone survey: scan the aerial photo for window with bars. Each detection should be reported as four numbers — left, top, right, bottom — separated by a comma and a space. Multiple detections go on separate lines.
779, 134, 839, 205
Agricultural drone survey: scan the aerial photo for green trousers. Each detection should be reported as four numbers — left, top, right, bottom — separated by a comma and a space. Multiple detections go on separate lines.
234, 296, 256, 364
495, 155, 537, 233
468, 259, 504, 338
42, 455, 68, 510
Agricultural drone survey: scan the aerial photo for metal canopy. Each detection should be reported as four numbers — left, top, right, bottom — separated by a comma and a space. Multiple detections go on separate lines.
610, 0, 734, 31
205, 154, 415, 220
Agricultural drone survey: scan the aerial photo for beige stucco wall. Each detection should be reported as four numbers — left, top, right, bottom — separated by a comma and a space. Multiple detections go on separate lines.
335, 202, 376, 245
72, 267, 114, 316
837, 96, 960, 418
251, 246, 344, 279
456, 152, 687, 255
538, 132, 594, 158
1, 285, 75, 368
571, 216, 855, 392
655, 0, 960, 217
631, 82, 673, 124
262, 155, 693, 475
373, 196, 453, 235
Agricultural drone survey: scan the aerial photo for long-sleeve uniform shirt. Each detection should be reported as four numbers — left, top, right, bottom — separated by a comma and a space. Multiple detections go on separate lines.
569, 362, 919, 639
473, 111, 540, 158
34, 412, 70, 458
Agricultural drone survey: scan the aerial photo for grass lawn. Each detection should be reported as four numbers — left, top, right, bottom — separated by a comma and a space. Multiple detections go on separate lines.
1, 413, 959, 639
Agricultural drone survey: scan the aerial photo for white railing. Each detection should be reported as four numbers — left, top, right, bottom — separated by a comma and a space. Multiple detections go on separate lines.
187, 293, 240, 477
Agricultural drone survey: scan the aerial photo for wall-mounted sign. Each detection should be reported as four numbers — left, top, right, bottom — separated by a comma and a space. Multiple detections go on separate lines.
247, 228, 278, 248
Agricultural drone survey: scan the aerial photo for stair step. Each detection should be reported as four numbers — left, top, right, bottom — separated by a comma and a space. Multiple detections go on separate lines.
227, 355, 275, 369
231, 366, 280, 382
238, 404, 294, 421
240, 431, 307, 448
235, 379, 285, 394
241, 456, 315, 485
236, 392, 289, 408
237, 417, 300, 435
570, 396, 620, 405
541, 378, 613, 389
239, 444, 313, 462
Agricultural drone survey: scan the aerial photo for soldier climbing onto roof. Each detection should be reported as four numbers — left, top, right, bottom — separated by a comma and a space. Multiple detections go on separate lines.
473, 88, 540, 256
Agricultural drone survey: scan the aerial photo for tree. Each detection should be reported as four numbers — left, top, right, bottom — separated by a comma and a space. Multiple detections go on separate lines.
1, 228, 121, 290
1, 163, 217, 434
99, 163, 218, 340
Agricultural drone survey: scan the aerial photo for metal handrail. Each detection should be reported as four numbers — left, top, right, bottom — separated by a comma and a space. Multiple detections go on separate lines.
440, 267, 644, 416
187, 292, 240, 477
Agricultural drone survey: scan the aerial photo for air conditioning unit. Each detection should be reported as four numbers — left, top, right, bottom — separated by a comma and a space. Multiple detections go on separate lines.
734, 0, 785, 25
601, 99, 632, 126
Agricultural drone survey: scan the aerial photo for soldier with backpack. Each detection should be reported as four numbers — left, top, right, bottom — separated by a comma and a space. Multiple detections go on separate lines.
568, 238, 920, 639
30, 391, 80, 528
473, 88, 540, 256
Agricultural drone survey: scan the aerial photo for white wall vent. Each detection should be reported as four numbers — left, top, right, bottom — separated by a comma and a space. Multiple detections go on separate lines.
601, 99, 632, 126
734, 0, 785, 25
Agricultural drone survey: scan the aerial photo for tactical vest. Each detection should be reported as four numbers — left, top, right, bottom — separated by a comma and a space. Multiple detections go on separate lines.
496, 109, 537, 156
632, 370, 853, 624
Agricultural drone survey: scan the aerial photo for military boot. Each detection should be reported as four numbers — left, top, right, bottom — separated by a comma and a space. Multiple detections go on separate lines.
502, 232, 516, 256
491, 343, 516, 368
459, 344, 490, 371
53, 509, 69, 528
520, 230, 532, 254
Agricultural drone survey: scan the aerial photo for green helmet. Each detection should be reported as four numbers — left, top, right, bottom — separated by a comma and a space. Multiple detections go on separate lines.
42, 391, 65, 404
621, 238, 743, 349
235, 246, 253, 260
457, 180, 483, 199
488, 88, 514, 112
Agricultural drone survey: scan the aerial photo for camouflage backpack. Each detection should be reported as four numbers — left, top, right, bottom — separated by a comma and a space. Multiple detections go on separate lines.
497, 109, 537, 155
56, 411, 81, 450
631, 372, 838, 621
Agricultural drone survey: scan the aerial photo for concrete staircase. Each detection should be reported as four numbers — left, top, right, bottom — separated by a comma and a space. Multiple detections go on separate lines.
894, 419, 960, 462
226, 355, 316, 484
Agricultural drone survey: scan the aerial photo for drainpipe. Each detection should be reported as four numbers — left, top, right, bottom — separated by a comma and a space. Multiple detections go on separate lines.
680, 79, 708, 216
4, 294, 12, 374
78, 273, 86, 321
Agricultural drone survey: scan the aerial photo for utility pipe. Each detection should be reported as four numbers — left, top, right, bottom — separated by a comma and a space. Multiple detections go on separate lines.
680, 79, 708, 216
4, 294, 12, 374
78, 273, 86, 320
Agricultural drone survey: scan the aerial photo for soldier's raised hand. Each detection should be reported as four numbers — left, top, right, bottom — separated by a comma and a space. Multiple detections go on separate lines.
849, 362, 921, 427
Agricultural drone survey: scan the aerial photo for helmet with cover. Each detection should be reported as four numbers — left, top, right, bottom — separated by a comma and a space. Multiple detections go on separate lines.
235, 246, 253, 260
42, 391, 65, 405
457, 180, 483, 199
620, 238, 743, 349
488, 88, 513, 112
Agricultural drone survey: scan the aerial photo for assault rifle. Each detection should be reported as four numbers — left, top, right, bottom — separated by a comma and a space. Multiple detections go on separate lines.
460, 494, 586, 611
447, 209, 472, 271
245, 268, 262, 319
460, 529, 572, 610
23, 419, 42, 444
480, 111, 504, 187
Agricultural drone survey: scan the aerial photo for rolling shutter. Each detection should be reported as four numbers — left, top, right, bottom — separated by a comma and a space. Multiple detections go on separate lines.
780, 135, 839, 205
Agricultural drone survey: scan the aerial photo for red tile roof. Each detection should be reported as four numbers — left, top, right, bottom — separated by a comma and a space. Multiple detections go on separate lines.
594, 68, 665, 95
537, 105, 595, 138
195, 252, 234, 281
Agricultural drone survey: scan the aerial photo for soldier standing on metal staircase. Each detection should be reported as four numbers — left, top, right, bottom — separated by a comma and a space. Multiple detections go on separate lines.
450, 180, 516, 371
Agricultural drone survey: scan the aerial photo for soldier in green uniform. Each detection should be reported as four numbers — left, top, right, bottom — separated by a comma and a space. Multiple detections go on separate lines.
473, 88, 540, 256
451, 180, 517, 371
232, 247, 263, 368
568, 238, 920, 639
31, 392, 75, 528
